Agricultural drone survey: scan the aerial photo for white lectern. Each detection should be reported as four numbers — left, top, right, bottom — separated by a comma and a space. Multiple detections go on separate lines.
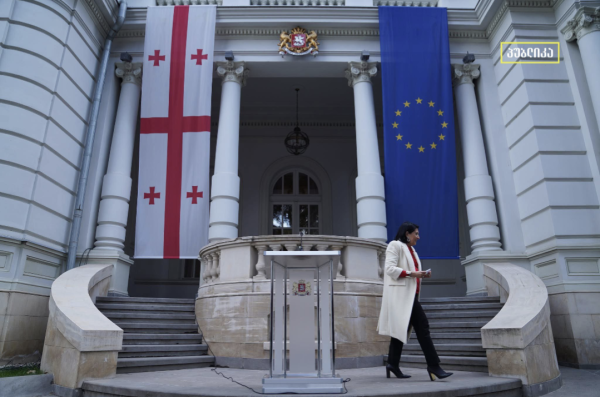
262, 250, 344, 394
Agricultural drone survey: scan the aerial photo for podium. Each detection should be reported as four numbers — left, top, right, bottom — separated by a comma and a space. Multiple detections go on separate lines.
262, 250, 344, 394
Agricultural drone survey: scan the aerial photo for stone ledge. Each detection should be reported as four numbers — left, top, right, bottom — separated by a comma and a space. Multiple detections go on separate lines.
48, 264, 122, 352
522, 374, 562, 397
483, 263, 561, 393
0, 373, 53, 397
482, 263, 550, 350
214, 355, 384, 370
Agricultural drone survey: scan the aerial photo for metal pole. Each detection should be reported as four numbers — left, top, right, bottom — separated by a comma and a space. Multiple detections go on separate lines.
66, 1, 127, 271
284, 265, 288, 378
269, 258, 274, 378
316, 265, 321, 377
330, 258, 336, 377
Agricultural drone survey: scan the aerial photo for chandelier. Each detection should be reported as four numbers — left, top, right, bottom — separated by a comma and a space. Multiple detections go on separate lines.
284, 88, 310, 156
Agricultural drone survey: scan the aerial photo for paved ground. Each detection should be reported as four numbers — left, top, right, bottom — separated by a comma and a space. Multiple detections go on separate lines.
37, 366, 600, 397
545, 366, 600, 397
82, 366, 521, 396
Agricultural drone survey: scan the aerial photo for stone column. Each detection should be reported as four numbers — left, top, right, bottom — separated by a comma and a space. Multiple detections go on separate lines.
346, 62, 387, 242
89, 62, 142, 296
562, 7, 600, 132
208, 61, 249, 242
331, 245, 345, 280
452, 64, 502, 253
253, 244, 268, 280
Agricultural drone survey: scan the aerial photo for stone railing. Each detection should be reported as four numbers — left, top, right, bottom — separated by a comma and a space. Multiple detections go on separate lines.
198, 235, 387, 285
482, 263, 562, 397
41, 264, 122, 394
156, 0, 437, 6
196, 235, 388, 369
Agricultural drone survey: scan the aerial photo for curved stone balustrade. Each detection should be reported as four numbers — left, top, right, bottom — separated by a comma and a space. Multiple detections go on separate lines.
482, 263, 562, 397
198, 235, 387, 285
196, 235, 387, 369
41, 264, 122, 392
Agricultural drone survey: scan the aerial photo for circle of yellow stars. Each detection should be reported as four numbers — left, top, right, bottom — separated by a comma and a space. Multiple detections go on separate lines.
393, 97, 448, 153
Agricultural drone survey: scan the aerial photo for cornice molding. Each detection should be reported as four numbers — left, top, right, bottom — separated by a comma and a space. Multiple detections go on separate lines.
84, 0, 112, 34
484, 0, 560, 39
209, 120, 385, 127
118, 27, 382, 38
117, 1, 562, 41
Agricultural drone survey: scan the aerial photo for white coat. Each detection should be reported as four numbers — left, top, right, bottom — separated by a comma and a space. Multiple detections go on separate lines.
376, 240, 422, 344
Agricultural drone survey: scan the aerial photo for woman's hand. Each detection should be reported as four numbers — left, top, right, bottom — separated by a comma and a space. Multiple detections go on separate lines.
410, 271, 429, 278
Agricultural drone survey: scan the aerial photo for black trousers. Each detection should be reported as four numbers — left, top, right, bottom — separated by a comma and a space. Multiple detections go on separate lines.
387, 297, 440, 367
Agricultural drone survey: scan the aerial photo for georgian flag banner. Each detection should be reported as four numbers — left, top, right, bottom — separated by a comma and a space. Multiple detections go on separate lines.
135, 5, 216, 259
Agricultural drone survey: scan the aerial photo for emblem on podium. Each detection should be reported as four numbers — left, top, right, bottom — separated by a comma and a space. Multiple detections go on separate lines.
292, 280, 311, 296
278, 27, 319, 57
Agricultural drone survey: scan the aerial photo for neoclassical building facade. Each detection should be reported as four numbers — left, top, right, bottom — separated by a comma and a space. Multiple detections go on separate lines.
0, 0, 599, 370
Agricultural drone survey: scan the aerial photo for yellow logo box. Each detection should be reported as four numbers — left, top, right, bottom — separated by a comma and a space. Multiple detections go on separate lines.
500, 42, 560, 64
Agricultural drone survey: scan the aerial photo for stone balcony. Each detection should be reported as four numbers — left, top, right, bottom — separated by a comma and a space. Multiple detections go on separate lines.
196, 235, 388, 369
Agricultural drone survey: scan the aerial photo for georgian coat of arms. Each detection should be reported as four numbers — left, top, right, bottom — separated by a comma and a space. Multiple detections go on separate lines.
278, 27, 319, 57
292, 280, 312, 296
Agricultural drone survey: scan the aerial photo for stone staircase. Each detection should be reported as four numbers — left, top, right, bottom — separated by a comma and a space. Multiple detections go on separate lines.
399, 296, 503, 373
95, 296, 214, 373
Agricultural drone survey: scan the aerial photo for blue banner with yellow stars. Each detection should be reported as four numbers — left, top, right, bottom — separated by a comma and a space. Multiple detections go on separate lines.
379, 6, 459, 258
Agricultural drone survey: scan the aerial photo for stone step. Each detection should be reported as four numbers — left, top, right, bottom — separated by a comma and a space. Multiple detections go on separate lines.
421, 303, 504, 312
429, 321, 488, 333
399, 355, 489, 373
97, 303, 195, 313
101, 312, 196, 324
114, 322, 198, 334
409, 332, 481, 344
427, 311, 498, 322
123, 333, 203, 345
119, 344, 208, 358
404, 343, 486, 357
419, 296, 500, 304
116, 355, 214, 374
97, 296, 195, 305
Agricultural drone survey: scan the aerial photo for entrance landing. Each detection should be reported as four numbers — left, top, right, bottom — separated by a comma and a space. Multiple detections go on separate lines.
82, 367, 522, 397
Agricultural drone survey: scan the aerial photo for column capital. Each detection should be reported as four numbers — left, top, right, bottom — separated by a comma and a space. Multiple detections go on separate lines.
452, 63, 480, 87
115, 62, 142, 86
561, 7, 600, 42
216, 61, 249, 86
345, 61, 378, 87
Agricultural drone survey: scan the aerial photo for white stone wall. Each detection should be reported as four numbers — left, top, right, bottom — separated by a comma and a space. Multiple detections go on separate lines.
490, 11, 600, 253
483, 4, 600, 367
0, 0, 111, 360
0, 0, 106, 252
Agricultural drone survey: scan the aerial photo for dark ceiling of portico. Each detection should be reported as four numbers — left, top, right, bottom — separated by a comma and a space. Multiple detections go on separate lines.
210, 76, 384, 128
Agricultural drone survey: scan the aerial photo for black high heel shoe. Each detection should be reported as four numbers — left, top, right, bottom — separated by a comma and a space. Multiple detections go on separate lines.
427, 365, 453, 381
386, 364, 411, 379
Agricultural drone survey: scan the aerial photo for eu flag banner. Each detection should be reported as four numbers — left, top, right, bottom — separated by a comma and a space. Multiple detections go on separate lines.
379, 7, 459, 259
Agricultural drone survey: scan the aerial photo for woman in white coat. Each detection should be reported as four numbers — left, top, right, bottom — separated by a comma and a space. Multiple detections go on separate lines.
377, 222, 453, 381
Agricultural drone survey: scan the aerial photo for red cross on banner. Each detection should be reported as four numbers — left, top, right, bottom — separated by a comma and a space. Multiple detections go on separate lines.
148, 50, 166, 66
187, 186, 203, 204
135, 5, 216, 259
191, 49, 208, 65
144, 187, 161, 205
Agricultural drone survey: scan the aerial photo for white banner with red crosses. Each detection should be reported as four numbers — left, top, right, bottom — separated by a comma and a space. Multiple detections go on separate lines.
135, 5, 215, 259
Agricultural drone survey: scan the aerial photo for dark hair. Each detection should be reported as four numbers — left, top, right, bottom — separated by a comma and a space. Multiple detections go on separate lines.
394, 222, 419, 243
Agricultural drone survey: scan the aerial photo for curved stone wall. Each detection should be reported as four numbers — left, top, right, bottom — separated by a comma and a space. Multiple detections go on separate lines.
41, 264, 122, 390
483, 263, 562, 397
196, 235, 388, 369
